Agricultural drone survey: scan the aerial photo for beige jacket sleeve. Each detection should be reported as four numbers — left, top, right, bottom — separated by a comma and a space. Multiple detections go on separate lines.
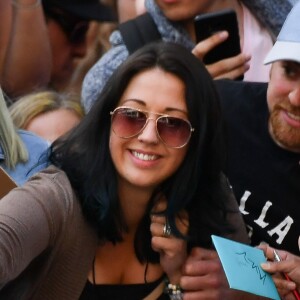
0, 166, 75, 285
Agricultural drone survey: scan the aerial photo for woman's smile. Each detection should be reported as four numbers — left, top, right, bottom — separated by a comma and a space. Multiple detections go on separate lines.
131, 150, 160, 161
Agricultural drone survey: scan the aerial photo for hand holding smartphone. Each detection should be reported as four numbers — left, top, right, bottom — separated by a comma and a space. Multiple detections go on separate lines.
194, 9, 242, 67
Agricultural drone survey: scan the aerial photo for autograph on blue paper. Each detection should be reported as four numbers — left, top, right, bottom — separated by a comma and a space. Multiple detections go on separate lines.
212, 235, 280, 299
235, 251, 267, 284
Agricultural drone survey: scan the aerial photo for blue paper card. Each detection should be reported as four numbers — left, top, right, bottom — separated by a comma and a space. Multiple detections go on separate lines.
212, 235, 280, 300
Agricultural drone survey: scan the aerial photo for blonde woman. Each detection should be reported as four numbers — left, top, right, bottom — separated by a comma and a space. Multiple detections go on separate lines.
10, 90, 84, 143
0, 88, 49, 185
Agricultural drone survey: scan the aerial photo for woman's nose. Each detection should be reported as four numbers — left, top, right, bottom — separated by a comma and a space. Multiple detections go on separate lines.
137, 118, 159, 145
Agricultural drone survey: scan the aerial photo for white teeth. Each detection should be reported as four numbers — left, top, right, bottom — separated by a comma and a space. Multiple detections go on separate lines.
132, 151, 157, 161
287, 112, 300, 121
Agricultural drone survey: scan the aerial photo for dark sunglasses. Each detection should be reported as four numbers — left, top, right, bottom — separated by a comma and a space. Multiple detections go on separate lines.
45, 9, 89, 44
110, 106, 194, 148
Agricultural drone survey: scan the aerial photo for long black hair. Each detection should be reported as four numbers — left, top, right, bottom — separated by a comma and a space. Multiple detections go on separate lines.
50, 42, 232, 262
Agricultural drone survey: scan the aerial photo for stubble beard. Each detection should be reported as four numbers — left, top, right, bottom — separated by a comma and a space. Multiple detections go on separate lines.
269, 104, 300, 152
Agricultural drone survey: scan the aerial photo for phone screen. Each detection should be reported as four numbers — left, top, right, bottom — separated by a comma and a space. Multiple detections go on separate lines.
194, 9, 241, 66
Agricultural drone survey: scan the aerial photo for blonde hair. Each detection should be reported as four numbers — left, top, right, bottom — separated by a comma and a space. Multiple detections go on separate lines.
9, 90, 84, 129
0, 88, 28, 169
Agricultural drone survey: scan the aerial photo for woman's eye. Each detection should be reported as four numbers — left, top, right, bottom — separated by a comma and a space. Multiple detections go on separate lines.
160, 117, 178, 127
126, 110, 146, 121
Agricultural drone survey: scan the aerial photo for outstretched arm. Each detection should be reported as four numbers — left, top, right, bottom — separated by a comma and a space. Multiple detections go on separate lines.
0, 1, 12, 78
0, 0, 52, 98
0, 169, 72, 286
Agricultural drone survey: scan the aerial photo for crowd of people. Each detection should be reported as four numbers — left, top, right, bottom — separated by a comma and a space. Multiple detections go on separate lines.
0, 0, 299, 299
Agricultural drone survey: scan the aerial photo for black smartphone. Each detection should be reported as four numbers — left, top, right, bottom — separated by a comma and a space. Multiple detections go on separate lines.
194, 9, 241, 66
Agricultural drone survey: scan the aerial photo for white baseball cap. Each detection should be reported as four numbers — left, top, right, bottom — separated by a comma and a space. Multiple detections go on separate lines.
264, 1, 300, 64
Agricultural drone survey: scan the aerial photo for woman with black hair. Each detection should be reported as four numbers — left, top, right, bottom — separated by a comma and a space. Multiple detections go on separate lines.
0, 42, 248, 299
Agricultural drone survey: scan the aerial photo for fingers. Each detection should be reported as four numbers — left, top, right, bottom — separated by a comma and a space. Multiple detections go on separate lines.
183, 248, 222, 278
182, 259, 224, 284
150, 197, 169, 240
257, 243, 274, 259
181, 248, 230, 299
260, 259, 300, 294
150, 198, 189, 237
192, 31, 229, 59
259, 244, 300, 295
273, 278, 298, 300
150, 200, 188, 282
261, 260, 294, 274
151, 235, 186, 257
151, 195, 167, 213
272, 276, 297, 291
186, 247, 219, 263
191, 31, 251, 80
150, 214, 186, 254
150, 213, 176, 253
149, 196, 188, 264
151, 220, 187, 283
207, 53, 250, 79
182, 248, 227, 284
150, 215, 175, 253
183, 256, 222, 279
150, 214, 165, 233
258, 243, 289, 262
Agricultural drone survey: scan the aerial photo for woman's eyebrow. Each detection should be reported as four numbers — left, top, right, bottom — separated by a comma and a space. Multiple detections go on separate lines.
121, 99, 188, 115
122, 98, 145, 106
165, 107, 188, 115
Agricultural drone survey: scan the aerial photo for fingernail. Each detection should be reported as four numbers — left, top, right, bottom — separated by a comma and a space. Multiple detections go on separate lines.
258, 241, 269, 246
287, 281, 296, 290
260, 262, 270, 270
218, 31, 228, 39
260, 241, 269, 245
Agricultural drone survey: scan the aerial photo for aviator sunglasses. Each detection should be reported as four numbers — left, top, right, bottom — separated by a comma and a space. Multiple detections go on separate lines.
110, 106, 194, 148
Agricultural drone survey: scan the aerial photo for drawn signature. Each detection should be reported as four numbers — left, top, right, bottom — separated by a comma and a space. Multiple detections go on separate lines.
235, 252, 267, 284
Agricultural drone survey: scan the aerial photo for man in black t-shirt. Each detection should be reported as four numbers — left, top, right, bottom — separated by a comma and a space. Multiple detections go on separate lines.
215, 77, 300, 255
180, 3, 300, 299
214, 1, 300, 254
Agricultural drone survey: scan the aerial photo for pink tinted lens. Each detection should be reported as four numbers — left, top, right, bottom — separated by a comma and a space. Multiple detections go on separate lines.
157, 116, 191, 147
112, 108, 147, 137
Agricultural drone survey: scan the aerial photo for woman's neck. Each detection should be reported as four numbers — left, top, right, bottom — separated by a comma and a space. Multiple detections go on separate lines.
118, 180, 155, 232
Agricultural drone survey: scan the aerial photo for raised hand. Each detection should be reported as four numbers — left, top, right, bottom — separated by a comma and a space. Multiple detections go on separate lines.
150, 198, 188, 284
192, 31, 251, 80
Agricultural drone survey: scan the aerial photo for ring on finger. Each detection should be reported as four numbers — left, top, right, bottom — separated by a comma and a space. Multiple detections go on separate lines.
163, 222, 172, 238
